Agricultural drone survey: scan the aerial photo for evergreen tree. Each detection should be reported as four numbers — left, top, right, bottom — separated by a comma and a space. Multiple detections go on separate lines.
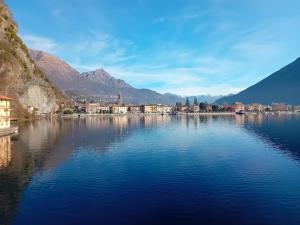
194, 97, 198, 105
212, 105, 219, 112
199, 102, 205, 111
185, 97, 190, 106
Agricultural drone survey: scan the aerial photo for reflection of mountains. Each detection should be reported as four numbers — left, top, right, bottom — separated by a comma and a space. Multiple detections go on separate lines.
242, 115, 300, 160
0, 116, 171, 225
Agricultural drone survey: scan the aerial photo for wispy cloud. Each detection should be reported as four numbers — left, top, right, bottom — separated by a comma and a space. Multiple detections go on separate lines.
18, 0, 300, 96
153, 17, 165, 24
52, 8, 62, 18
21, 34, 58, 53
233, 41, 281, 59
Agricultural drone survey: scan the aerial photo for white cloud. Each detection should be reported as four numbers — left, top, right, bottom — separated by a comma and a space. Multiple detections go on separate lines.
21, 34, 58, 53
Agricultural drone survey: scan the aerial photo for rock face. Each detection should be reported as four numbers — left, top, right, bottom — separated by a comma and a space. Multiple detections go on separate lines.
0, 0, 68, 117
216, 58, 300, 105
29, 49, 185, 104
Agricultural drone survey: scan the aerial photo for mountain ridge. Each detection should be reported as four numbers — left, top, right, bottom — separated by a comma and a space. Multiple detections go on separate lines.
29, 49, 190, 104
216, 57, 300, 105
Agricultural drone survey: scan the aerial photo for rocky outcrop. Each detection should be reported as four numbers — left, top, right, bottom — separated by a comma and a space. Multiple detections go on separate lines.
0, 0, 68, 117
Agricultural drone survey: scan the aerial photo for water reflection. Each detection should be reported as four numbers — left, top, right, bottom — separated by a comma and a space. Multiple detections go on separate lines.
242, 114, 300, 160
0, 136, 11, 169
0, 116, 175, 225
0, 115, 300, 225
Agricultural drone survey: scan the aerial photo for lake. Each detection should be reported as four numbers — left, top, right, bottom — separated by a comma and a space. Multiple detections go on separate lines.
1, 114, 300, 225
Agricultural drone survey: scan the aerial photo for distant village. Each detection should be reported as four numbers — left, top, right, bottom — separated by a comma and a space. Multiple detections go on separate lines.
65, 94, 300, 116
1, 94, 300, 136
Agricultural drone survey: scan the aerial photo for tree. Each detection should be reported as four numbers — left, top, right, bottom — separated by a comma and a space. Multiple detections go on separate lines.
199, 102, 205, 111
194, 97, 198, 105
185, 97, 190, 106
212, 105, 219, 112
62, 108, 74, 114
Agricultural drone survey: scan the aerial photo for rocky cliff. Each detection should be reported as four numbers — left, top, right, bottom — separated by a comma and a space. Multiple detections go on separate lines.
0, 0, 68, 117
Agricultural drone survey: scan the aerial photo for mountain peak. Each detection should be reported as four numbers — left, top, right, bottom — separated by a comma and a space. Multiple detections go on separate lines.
216, 57, 300, 105
81, 69, 131, 89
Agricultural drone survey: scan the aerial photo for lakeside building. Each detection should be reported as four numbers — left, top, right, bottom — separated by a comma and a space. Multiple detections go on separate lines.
176, 105, 188, 113
189, 105, 200, 113
272, 103, 288, 112
141, 105, 158, 114
110, 105, 128, 114
232, 102, 245, 113
0, 95, 10, 129
74, 104, 87, 113
86, 103, 110, 114
128, 105, 141, 114
246, 103, 264, 112
157, 105, 172, 114
140, 104, 172, 114
204, 104, 213, 112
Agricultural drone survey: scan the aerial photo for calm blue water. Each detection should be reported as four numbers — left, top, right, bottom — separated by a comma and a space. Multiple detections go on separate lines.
1, 115, 300, 225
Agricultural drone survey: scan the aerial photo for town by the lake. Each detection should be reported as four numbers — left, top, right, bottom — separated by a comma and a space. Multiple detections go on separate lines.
1, 0, 300, 225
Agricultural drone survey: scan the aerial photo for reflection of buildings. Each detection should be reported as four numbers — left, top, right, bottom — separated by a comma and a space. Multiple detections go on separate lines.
243, 114, 300, 160
234, 114, 264, 126
234, 114, 245, 125
143, 115, 171, 127
0, 136, 11, 169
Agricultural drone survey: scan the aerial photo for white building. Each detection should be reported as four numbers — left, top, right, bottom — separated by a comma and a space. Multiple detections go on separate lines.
0, 95, 10, 129
110, 105, 128, 114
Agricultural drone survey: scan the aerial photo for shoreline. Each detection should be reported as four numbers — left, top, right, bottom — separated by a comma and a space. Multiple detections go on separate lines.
59, 111, 300, 118
0, 126, 18, 137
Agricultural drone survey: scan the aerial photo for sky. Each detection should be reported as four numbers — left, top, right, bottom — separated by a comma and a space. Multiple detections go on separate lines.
5, 0, 300, 96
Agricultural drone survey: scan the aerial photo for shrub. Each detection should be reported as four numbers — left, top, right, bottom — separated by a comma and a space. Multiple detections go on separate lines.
62, 108, 74, 114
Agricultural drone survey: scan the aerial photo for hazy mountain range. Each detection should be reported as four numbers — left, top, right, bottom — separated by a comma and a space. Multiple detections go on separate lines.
217, 57, 300, 105
29, 49, 223, 104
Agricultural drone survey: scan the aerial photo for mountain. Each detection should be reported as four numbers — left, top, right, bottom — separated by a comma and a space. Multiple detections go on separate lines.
28, 50, 110, 95
82, 69, 131, 89
216, 58, 300, 105
29, 49, 186, 104
0, 0, 68, 117
194, 95, 226, 104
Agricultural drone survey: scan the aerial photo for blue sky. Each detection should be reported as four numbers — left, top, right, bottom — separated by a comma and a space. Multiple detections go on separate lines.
5, 0, 300, 96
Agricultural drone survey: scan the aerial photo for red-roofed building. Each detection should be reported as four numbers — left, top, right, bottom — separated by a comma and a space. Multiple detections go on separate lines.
0, 95, 11, 101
